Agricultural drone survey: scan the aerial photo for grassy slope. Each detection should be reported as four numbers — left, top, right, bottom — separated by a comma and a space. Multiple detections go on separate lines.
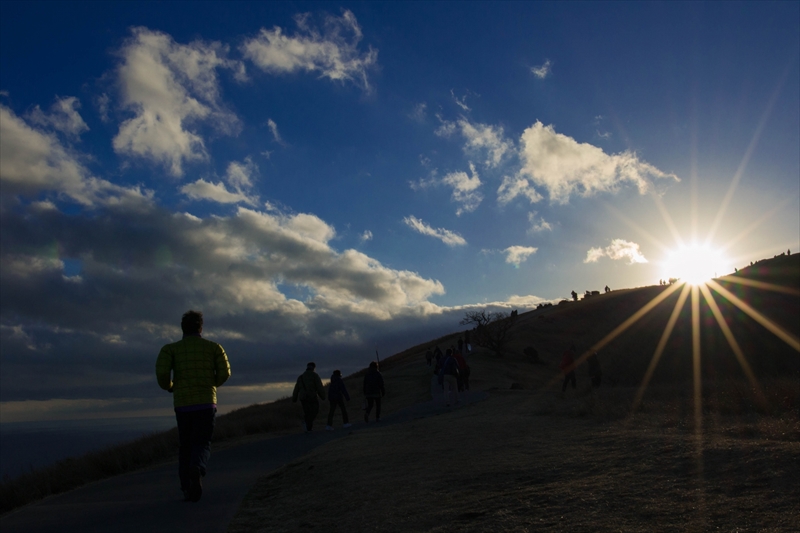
228, 255, 800, 532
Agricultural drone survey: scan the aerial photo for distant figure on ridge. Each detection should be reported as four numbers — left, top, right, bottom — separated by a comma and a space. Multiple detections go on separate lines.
156, 310, 231, 503
363, 361, 385, 422
587, 351, 602, 388
293, 362, 326, 432
326, 369, 351, 431
560, 344, 577, 393
571, 290, 578, 301
604, 285, 610, 293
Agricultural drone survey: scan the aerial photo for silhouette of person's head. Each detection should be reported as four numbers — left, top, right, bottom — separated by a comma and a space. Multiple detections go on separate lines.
307, 362, 316, 370
332, 369, 341, 378
181, 310, 203, 335
369, 361, 378, 371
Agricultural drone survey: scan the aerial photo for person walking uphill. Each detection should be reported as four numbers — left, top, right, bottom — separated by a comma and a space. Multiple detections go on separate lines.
293, 362, 326, 432
326, 369, 351, 430
156, 310, 231, 503
363, 361, 385, 422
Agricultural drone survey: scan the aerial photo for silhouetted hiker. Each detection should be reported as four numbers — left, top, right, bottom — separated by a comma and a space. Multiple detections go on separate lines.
432, 356, 444, 403
587, 351, 602, 388
363, 361, 385, 422
292, 362, 326, 432
156, 310, 231, 503
560, 345, 577, 392
434, 345, 443, 361
440, 349, 460, 406
604, 285, 610, 293
425, 349, 433, 366
326, 370, 351, 431
453, 348, 469, 392
571, 290, 578, 301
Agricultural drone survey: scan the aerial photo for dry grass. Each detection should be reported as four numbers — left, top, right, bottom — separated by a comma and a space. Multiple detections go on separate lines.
228, 383, 800, 533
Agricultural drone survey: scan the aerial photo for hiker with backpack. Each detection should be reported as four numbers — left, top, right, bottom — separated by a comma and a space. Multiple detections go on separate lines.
326, 369, 352, 431
363, 361, 385, 422
453, 347, 469, 393
292, 362, 326, 432
439, 349, 460, 406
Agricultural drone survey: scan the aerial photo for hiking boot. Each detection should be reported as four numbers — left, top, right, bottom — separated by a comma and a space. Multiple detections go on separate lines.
325, 425, 334, 431
343, 423, 352, 428
188, 469, 202, 502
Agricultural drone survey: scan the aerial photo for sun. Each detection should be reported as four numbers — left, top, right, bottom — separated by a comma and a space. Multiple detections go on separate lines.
663, 243, 732, 285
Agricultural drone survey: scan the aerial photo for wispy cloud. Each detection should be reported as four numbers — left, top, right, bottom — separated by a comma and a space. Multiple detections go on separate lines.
509, 121, 678, 204
503, 245, 538, 266
112, 27, 243, 177
241, 10, 378, 91
527, 212, 552, 233
443, 163, 484, 215
267, 118, 286, 145
27, 96, 89, 138
403, 215, 467, 246
409, 102, 427, 122
436, 117, 512, 168
360, 230, 373, 242
451, 89, 471, 111
584, 239, 648, 264
531, 59, 552, 79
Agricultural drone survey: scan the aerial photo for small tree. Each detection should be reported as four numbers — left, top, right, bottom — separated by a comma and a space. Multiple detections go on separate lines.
460, 310, 516, 356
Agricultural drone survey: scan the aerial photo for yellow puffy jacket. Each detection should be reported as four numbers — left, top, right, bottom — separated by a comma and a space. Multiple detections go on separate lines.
156, 336, 231, 408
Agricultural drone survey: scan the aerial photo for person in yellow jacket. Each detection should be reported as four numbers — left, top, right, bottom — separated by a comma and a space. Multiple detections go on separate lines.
156, 310, 231, 502
292, 362, 326, 432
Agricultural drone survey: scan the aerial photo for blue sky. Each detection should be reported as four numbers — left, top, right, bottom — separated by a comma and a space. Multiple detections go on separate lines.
1, 1, 798, 422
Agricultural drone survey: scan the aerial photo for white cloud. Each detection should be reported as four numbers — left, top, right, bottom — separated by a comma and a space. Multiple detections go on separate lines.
527, 212, 552, 233
267, 118, 285, 145
531, 59, 552, 79
442, 163, 483, 215
241, 10, 378, 91
497, 173, 543, 204
112, 27, 243, 177
27, 96, 89, 138
584, 239, 648, 264
437, 117, 512, 168
0, 105, 152, 208
514, 121, 678, 204
225, 157, 258, 190
410, 102, 427, 122
503, 245, 538, 266
360, 230, 373, 242
96, 93, 111, 123
451, 89, 471, 112
403, 215, 467, 246
180, 179, 256, 205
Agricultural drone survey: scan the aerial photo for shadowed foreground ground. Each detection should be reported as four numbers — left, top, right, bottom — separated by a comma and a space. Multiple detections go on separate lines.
227, 388, 800, 532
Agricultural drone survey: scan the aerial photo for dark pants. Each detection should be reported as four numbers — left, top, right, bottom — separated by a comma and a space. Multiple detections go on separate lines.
175, 407, 216, 491
365, 397, 382, 421
562, 371, 576, 392
301, 399, 319, 431
327, 399, 349, 426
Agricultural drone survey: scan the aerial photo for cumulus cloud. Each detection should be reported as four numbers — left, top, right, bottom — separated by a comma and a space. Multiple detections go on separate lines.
442, 163, 483, 215
0, 105, 152, 208
531, 59, 552, 79
27, 96, 89, 138
241, 10, 378, 91
403, 215, 467, 246
512, 121, 678, 204
584, 239, 648, 264
112, 27, 243, 177
503, 245, 538, 266
527, 212, 552, 233
436, 117, 512, 168
180, 157, 259, 205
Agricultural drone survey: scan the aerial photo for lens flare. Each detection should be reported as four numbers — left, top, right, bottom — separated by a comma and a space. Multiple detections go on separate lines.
663, 244, 731, 285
